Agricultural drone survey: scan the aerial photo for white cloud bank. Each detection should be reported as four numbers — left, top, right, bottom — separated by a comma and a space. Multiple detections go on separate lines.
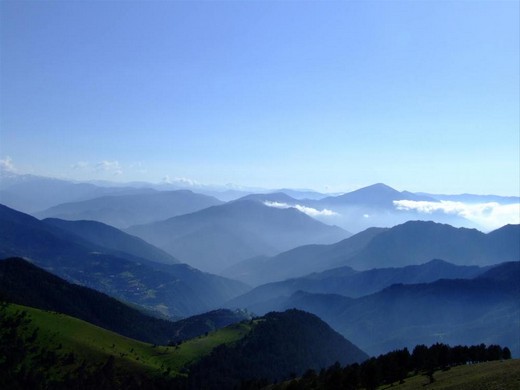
264, 201, 338, 217
0, 156, 16, 173
393, 200, 520, 231
162, 175, 200, 186
96, 160, 123, 175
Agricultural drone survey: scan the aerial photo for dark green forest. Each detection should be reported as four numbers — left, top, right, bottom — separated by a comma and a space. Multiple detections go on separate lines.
180, 310, 368, 389
270, 343, 512, 390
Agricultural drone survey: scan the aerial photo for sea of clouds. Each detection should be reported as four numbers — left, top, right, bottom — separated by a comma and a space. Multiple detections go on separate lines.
393, 200, 520, 231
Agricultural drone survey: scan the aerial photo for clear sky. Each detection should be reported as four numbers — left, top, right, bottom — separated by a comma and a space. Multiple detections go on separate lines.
1, 0, 518, 195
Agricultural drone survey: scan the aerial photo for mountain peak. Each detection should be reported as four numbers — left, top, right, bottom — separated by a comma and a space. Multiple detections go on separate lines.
344, 183, 398, 195
321, 183, 402, 207
365, 182, 396, 190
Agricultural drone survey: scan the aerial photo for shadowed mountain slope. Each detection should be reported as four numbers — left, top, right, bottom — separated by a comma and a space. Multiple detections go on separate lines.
223, 221, 519, 285
0, 204, 249, 317
226, 259, 487, 312
43, 218, 179, 264
0, 258, 248, 344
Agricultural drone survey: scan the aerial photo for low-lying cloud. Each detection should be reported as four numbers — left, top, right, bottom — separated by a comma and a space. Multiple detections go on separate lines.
264, 201, 338, 217
162, 175, 200, 186
96, 160, 123, 175
393, 200, 520, 231
0, 156, 16, 173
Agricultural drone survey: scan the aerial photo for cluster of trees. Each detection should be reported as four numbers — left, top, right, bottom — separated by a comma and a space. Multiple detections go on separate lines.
173, 310, 367, 390
275, 343, 512, 390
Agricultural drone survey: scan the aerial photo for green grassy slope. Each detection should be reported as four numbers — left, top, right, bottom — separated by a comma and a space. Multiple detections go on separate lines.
2, 304, 369, 389
0, 258, 248, 345
5, 303, 252, 379
380, 359, 520, 390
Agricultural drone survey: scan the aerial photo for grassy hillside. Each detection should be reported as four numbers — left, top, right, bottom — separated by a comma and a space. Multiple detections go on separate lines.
0, 258, 248, 345
2, 303, 368, 389
28, 305, 251, 374
1, 302, 253, 388
379, 359, 520, 390
270, 359, 520, 390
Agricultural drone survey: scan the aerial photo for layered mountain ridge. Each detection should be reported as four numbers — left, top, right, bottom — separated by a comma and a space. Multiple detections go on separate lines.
127, 199, 350, 273
224, 221, 519, 285
0, 204, 248, 317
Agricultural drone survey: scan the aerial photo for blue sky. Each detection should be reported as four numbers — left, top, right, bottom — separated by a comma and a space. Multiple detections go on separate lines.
1, 0, 518, 195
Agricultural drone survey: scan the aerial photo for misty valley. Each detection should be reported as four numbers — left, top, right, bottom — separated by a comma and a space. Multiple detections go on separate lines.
0, 173, 519, 389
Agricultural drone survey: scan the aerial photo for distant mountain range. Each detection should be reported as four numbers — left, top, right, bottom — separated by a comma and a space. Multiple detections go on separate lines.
0, 173, 156, 213
2, 171, 518, 389
36, 190, 223, 229
222, 226, 385, 285
241, 183, 481, 233
418, 192, 520, 204
2, 172, 517, 233
223, 221, 519, 285
230, 261, 520, 357
226, 259, 489, 312
0, 204, 249, 317
127, 199, 350, 273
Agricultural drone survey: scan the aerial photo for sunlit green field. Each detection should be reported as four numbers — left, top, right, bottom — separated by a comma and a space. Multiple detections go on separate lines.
8, 303, 253, 378
379, 359, 520, 390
